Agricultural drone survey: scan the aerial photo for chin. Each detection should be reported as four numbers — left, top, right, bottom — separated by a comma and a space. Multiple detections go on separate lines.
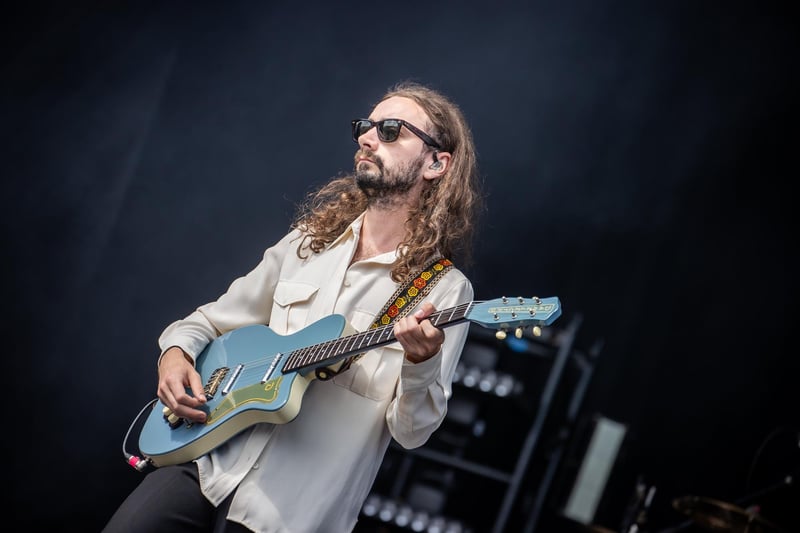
356, 161, 376, 173
356, 167, 378, 181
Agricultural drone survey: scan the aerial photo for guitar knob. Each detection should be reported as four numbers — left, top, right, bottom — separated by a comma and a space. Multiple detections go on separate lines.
495, 330, 507, 340
515, 327, 523, 339
166, 412, 184, 428
162, 406, 183, 427
532, 326, 542, 337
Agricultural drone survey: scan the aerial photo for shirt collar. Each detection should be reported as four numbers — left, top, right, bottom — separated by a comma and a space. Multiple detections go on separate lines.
328, 211, 365, 248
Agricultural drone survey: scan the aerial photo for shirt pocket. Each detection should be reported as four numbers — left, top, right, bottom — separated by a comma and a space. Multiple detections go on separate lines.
332, 309, 404, 400
270, 281, 319, 334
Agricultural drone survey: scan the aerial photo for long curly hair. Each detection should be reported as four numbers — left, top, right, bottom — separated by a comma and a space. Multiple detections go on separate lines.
291, 81, 483, 282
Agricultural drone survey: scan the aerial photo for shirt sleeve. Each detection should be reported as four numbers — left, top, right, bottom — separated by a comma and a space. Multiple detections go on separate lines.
157, 229, 302, 363
385, 272, 474, 449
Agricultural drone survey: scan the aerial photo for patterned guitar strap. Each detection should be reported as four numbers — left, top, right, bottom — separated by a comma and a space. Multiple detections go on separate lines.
315, 257, 454, 380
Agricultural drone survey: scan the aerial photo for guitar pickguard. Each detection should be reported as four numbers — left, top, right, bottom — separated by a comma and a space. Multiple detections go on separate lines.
207, 376, 285, 424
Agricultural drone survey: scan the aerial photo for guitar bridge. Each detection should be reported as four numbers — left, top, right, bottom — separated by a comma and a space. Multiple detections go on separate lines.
204, 366, 230, 399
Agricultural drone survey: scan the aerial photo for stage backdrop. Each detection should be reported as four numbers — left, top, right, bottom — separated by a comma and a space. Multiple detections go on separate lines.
3, 1, 796, 531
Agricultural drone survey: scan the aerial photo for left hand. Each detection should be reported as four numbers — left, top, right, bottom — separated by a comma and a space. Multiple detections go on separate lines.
394, 301, 446, 364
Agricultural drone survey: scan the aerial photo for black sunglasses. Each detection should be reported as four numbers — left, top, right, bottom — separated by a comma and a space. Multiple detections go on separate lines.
351, 118, 442, 150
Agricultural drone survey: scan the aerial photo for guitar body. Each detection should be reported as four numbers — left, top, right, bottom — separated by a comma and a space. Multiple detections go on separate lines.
138, 314, 351, 467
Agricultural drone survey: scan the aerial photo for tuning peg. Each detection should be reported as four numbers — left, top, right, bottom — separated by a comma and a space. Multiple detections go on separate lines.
495, 330, 507, 340
515, 327, 523, 339
532, 326, 542, 337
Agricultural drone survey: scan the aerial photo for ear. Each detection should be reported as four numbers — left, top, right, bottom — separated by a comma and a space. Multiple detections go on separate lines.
423, 151, 451, 181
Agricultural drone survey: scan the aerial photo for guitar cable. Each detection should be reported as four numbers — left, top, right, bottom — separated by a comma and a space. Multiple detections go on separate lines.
122, 398, 159, 472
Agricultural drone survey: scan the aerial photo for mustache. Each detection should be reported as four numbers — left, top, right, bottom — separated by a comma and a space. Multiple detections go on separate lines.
354, 149, 382, 169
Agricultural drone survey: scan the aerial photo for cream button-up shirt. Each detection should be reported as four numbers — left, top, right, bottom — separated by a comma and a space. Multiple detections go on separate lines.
158, 213, 473, 532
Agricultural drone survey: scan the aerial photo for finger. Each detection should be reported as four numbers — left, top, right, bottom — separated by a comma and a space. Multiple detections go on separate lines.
159, 381, 207, 423
158, 383, 177, 411
419, 318, 444, 340
171, 403, 207, 423
158, 374, 197, 409
187, 372, 207, 404
172, 381, 205, 408
393, 315, 418, 341
394, 317, 444, 362
413, 301, 437, 320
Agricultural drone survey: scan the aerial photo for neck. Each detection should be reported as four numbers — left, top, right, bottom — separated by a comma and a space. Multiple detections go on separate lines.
352, 206, 409, 263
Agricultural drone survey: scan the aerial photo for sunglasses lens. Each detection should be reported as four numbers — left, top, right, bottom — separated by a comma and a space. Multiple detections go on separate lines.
377, 120, 401, 142
353, 120, 371, 140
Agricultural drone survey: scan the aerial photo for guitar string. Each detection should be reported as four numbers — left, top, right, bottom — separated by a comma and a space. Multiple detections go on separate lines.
205, 298, 555, 393
216, 298, 558, 383
283, 302, 475, 372
212, 301, 496, 389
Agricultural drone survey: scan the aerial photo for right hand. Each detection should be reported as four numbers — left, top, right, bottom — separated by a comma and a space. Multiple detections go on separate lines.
157, 346, 208, 423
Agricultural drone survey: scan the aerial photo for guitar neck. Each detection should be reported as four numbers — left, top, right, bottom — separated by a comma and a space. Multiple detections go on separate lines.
282, 302, 474, 373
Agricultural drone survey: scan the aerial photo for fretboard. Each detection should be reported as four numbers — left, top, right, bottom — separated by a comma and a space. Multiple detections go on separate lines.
282, 302, 474, 373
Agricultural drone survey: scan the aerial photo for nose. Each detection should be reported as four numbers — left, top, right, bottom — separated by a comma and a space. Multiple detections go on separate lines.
358, 125, 380, 151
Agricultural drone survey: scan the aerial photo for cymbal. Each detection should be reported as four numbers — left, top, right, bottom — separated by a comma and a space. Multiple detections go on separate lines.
672, 495, 784, 533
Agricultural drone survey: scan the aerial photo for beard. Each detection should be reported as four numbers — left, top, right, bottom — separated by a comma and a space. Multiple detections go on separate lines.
354, 152, 426, 207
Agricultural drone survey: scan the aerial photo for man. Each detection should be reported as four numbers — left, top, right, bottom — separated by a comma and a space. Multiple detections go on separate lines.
103, 80, 483, 532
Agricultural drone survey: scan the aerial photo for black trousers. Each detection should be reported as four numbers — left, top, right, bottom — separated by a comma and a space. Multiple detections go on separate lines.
102, 462, 252, 533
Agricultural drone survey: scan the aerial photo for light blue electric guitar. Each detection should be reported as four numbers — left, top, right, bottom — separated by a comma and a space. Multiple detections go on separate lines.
136, 296, 561, 467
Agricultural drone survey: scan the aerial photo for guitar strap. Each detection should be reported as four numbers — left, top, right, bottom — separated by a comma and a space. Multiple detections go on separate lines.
315, 257, 454, 380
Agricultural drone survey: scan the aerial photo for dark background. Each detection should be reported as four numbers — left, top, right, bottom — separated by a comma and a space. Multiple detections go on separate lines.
4, 1, 797, 531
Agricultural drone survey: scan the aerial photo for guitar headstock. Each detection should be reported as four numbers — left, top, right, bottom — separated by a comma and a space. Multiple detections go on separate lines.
466, 296, 561, 339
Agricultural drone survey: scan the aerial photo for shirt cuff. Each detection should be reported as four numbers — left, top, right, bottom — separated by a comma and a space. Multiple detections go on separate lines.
400, 349, 442, 391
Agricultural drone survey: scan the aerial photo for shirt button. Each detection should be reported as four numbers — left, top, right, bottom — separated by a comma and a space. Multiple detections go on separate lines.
252, 462, 259, 470
343, 280, 351, 287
